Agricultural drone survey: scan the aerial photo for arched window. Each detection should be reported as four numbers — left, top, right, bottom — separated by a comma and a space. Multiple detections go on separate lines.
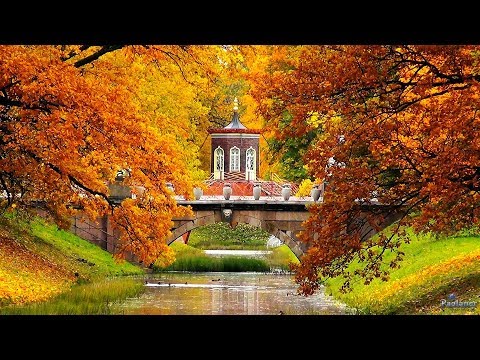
230, 146, 240, 172
245, 147, 256, 180
214, 146, 224, 180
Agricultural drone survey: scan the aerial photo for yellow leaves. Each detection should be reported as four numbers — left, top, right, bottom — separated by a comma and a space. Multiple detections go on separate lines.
0, 268, 65, 306
236, 94, 264, 130
0, 238, 72, 306
327, 113, 343, 126
150, 244, 176, 268
306, 111, 322, 128
397, 134, 418, 150
110, 190, 193, 264
295, 179, 314, 197
371, 250, 480, 302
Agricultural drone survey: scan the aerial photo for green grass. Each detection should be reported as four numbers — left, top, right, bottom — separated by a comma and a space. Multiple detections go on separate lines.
178, 223, 298, 271
162, 256, 270, 272
0, 211, 144, 309
325, 228, 480, 314
265, 244, 300, 271
0, 277, 144, 315
153, 241, 270, 272
28, 217, 142, 280
168, 241, 204, 256
188, 222, 270, 250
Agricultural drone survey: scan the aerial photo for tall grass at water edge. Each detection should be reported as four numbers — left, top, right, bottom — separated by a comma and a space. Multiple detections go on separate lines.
0, 277, 144, 315
154, 242, 296, 273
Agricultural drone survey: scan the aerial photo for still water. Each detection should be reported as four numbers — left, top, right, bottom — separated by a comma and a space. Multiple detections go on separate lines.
117, 272, 349, 315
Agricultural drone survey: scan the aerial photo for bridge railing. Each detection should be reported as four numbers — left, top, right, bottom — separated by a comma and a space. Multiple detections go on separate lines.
174, 195, 322, 204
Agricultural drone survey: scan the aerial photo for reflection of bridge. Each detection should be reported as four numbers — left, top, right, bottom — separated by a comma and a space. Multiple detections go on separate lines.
171, 196, 314, 258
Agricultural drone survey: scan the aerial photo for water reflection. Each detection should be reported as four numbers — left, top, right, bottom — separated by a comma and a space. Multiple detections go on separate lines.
117, 272, 348, 315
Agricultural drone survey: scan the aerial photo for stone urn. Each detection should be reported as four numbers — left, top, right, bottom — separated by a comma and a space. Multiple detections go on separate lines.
310, 184, 321, 202
253, 182, 262, 200
223, 183, 232, 200
193, 187, 203, 200
281, 183, 291, 201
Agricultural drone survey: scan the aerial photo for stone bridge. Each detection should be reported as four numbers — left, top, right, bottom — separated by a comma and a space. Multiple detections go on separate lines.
169, 196, 404, 259
170, 197, 312, 259
70, 191, 404, 260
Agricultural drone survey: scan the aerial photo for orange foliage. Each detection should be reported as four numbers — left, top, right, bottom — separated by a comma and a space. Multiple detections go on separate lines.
251, 45, 480, 294
0, 45, 220, 265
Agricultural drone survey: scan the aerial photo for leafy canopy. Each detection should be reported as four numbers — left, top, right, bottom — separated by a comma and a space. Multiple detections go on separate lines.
251, 45, 480, 294
0, 45, 223, 265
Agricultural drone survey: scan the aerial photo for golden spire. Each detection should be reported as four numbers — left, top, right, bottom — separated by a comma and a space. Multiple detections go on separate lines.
233, 97, 238, 111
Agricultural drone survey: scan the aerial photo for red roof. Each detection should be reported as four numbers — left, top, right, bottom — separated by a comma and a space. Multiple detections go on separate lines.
203, 181, 258, 196
203, 180, 298, 196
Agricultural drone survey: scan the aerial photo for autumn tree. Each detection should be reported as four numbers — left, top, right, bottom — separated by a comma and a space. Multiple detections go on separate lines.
268, 123, 318, 182
87, 47, 220, 184
0, 45, 220, 265
251, 45, 480, 294
195, 47, 258, 174
240, 45, 322, 181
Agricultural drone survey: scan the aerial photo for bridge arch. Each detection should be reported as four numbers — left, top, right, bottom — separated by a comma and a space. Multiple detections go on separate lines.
169, 208, 309, 259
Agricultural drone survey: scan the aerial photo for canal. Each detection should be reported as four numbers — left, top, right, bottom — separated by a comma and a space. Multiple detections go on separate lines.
116, 272, 349, 315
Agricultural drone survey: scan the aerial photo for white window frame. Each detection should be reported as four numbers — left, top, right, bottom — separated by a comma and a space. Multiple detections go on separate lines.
230, 146, 240, 172
245, 146, 256, 180
214, 146, 224, 179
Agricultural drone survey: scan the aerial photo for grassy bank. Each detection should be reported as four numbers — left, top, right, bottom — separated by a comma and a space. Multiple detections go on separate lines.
325, 228, 480, 314
0, 212, 144, 310
265, 244, 300, 271
153, 242, 270, 272
173, 222, 298, 272
188, 222, 270, 250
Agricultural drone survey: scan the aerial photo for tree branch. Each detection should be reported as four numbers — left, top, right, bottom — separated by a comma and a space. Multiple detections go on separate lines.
73, 45, 124, 68
22, 149, 114, 207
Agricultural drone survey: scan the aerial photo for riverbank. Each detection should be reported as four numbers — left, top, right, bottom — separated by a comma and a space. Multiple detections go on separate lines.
0, 213, 145, 313
153, 241, 298, 272
4, 212, 478, 315
0, 213, 299, 314
325, 228, 480, 315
